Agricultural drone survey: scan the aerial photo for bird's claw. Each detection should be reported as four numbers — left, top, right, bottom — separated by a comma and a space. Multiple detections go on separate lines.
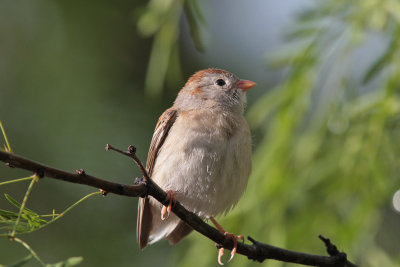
161, 205, 171, 220
218, 247, 225, 265
161, 190, 176, 220
217, 233, 244, 265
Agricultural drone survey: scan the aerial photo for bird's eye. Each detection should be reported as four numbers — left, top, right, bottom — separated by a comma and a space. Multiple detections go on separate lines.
215, 79, 226, 86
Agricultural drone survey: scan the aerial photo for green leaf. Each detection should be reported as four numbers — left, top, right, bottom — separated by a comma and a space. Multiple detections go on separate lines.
363, 26, 400, 84
4, 194, 22, 209
4, 194, 40, 218
183, 0, 206, 52
8, 254, 33, 267
45, 257, 83, 267
0, 209, 19, 219
1, 194, 48, 234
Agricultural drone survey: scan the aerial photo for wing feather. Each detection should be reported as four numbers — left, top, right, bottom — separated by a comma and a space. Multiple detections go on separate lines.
136, 108, 178, 248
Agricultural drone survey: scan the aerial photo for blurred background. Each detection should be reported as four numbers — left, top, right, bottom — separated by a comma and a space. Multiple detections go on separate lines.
0, 0, 399, 266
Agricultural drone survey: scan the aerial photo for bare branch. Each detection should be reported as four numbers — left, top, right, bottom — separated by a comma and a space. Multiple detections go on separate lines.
105, 144, 150, 181
0, 150, 145, 197
0, 149, 357, 266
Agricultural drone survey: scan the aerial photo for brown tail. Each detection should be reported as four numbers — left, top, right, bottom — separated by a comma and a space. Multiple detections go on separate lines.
136, 197, 152, 249
137, 197, 193, 248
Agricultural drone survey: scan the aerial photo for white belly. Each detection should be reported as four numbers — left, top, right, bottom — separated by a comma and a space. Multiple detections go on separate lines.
150, 111, 252, 217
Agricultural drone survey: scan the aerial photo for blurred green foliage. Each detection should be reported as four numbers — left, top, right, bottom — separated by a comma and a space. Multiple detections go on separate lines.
0, 0, 399, 267
0, 1, 172, 266
138, 0, 205, 97
175, 1, 400, 267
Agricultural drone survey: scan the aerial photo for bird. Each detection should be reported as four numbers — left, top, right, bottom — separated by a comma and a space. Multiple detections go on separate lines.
136, 68, 255, 264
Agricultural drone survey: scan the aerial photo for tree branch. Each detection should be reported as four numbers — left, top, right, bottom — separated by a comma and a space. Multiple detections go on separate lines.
0, 149, 356, 266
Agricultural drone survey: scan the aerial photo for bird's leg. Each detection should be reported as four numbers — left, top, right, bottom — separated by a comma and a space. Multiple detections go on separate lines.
161, 190, 176, 220
209, 216, 244, 265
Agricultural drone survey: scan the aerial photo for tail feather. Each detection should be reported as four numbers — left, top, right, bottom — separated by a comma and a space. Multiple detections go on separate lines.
148, 203, 180, 244
137, 197, 152, 249
137, 197, 182, 248
166, 221, 193, 245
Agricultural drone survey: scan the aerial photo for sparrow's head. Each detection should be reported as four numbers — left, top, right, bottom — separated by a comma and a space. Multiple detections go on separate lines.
174, 68, 256, 113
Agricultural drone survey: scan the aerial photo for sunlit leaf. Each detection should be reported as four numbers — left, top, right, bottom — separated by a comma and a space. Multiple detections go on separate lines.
45, 256, 83, 267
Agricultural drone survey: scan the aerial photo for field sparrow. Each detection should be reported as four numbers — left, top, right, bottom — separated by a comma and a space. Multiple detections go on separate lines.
137, 68, 255, 264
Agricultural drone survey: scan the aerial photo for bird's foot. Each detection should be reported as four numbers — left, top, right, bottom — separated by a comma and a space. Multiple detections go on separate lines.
217, 232, 244, 265
210, 217, 244, 265
161, 190, 176, 220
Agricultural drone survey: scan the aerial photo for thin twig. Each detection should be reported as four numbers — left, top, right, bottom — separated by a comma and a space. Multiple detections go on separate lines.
0, 191, 102, 238
12, 237, 46, 266
0, 120, 12, 153
105, 144, 168, 203
10, 175, 38, 237
319, 235, 356, 267
0, 150, 146, 197
319, 235, 340, 256
0, 176, 35, 186
105, 144, 151, 181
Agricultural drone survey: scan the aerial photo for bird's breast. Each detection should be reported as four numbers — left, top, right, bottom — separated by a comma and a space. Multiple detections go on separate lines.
150, 110, 252, 217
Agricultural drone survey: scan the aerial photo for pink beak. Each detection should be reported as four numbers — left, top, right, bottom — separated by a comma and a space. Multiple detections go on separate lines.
236, 79, 256, 92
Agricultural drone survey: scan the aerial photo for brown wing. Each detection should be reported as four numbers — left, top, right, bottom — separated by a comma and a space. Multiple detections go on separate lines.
145, 108, 178, 177
136, 108, 178, 249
